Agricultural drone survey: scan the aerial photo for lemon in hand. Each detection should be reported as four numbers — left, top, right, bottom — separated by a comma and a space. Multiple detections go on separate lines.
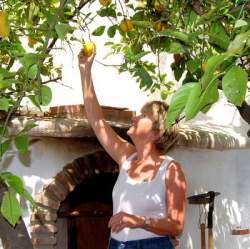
82, 42, 96, 57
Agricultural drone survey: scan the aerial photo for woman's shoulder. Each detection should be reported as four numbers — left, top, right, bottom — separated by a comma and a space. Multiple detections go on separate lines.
165, 159, 186, 182
119, 151, 137, 170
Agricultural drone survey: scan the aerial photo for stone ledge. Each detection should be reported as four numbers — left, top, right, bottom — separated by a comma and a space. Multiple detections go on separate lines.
9, 116, 250, 150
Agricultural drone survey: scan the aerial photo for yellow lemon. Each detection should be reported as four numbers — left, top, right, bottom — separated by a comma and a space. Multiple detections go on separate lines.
153, 22, 163, 32
0, 54, 10, 64
154, 0, 164, 12
99, 0, 112, 6
119, 19, 134, 33
201, 63, 206, 72
28, 37, 38, 47
0, 11, 10, 37
82, 42, 96, 57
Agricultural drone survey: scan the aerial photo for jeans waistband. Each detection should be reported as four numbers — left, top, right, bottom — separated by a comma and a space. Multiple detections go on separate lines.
109, 236, 172, 248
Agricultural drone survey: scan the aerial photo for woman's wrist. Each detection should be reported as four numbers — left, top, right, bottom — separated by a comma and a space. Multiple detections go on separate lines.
135, 215, 150, 229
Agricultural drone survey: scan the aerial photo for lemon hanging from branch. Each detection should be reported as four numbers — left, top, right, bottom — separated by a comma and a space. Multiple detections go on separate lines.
0, 11, 10, 37
119, 19, 134, 33
99, 0, 112, 6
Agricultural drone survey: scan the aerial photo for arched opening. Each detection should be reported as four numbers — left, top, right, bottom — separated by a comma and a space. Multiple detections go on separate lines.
30, 150, 118, 249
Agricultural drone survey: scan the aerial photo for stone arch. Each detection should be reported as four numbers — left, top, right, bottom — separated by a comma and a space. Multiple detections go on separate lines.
30, 150, 118, 249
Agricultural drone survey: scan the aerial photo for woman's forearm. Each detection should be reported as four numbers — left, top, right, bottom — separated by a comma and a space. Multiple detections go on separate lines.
79, 66, 104, 124
135, 215, 183, 237
144, 217, 183, 236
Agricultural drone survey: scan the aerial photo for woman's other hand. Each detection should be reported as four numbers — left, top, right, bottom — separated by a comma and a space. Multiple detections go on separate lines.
108, 211, 144, 233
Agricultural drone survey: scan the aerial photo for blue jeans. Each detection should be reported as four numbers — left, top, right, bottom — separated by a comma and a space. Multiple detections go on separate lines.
108, 236, 174, 249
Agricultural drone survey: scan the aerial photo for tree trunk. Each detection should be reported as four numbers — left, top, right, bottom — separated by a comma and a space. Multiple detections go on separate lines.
0, 181, 34, 249
237, 101, 250, 137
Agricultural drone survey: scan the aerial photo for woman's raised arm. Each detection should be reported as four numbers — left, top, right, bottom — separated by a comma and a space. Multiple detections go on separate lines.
78, 49, 135, 165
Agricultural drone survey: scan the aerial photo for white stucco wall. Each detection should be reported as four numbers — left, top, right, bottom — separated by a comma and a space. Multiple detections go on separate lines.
1, 137, 250, 249
170, 148, 250, 249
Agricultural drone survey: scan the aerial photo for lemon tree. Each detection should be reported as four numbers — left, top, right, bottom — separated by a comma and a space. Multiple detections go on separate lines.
91, 0, 250, 129
0, 0, 100, 241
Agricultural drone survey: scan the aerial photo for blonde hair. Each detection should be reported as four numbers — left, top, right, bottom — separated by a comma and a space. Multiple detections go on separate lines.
141, 100, 179, 153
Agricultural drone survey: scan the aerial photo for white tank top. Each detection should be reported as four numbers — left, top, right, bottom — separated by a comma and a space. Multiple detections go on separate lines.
111, 153, 173, 241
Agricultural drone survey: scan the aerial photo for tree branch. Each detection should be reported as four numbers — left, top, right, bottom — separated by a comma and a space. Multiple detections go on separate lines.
229, 3, 250, 14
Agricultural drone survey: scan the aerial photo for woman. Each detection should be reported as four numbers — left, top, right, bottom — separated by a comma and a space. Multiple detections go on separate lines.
78, 49, 186, 249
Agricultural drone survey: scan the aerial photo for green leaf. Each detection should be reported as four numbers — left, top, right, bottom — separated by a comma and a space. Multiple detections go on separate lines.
166, 83, 196, 127
35, 85, 52, 106
44, 10, 58, 26
133, 51, 150, 61
97, 7, 116, 18
161, 89, 169, 100
227, 30, 250, 55
201, 55, 226, 89
159, 29, 191, 44
28, 95, 42, 110
235, 19, 248, 28
132, 20, 153, 28
199, 79, 219, 112
187, 59, 200, 73
15, 134, 28, 154
107, 25, 118, 38
208, 22, 230, 50
183, 10, 197, 27
1, 191, 22, 226
134, 65, 153, 89
168, 42, 185, 54
92, 26, 105, 36
0, 79, 16, 90
0, 97, 9, 111
0, 139, 11, 157
0, 172, 36, 206
185, 82, 202, 120
222, 66, 248, 106
28, 64, 38, 80
22, 189, 36, 206
55, 23, 72, 40
0, 172, 24, 195
19, 53, 39, 70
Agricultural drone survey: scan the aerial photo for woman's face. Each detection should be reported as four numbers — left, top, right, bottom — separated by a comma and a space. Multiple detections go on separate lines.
127, 111, 156, 140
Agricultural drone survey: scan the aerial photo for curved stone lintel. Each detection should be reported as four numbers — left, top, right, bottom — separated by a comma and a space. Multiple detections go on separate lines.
10, 116, 250, 150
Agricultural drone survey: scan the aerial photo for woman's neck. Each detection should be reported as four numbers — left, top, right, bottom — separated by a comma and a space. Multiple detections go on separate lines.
133, 141, 161, 163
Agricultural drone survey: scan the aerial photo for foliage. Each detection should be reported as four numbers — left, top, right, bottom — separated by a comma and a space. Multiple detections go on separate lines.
0, 0, 96, 226
0, 0, 250, 225
91, 0, 250, 127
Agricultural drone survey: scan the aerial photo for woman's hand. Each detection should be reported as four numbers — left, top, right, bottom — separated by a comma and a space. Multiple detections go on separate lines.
108, 211, 144, 233
78, 48, 96, 71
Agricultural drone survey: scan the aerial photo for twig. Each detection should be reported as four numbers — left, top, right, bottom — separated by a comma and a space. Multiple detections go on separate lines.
95, 59, 122, 67
42, 77, 62, 84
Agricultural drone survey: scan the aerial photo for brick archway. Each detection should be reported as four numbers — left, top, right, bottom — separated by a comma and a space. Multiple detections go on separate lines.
30, 150, 118, 249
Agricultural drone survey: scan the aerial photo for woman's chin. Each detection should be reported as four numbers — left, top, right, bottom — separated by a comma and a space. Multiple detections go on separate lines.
127, 128, 134, 137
